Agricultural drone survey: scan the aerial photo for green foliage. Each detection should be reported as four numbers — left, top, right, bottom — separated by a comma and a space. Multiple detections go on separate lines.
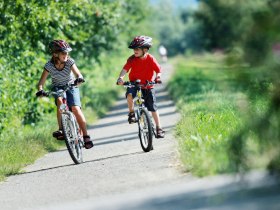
225, 0, 280, 173
168, 55, 278, 176
0, 0, 149, 135
194, 0, 249, 50
167, 0, 280, 174
151, 0, 280, 175
148, 0, 280, 58
149, 1, 202, 56
241, 1, 280, 65
177, 102, 241, 176
169, 55, 243, 176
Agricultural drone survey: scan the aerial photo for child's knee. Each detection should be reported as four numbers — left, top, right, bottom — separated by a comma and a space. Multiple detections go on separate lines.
56, 98, 63, 106
127, 93, 133, 100
71, 106, 81, 114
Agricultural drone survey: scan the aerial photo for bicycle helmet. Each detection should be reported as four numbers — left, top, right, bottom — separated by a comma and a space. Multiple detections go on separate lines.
128, 36, 152, 49
49, 40, 72, 53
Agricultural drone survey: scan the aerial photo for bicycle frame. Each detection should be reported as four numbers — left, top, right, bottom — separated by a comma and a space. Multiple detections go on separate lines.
134, 85, 145, 121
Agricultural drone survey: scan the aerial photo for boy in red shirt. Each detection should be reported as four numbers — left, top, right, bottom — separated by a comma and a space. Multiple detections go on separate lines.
117, 36, 165, 138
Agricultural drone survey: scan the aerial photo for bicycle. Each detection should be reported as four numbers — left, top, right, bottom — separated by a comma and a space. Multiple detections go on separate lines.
38, 83, 84, 164
122, 80, 158, 152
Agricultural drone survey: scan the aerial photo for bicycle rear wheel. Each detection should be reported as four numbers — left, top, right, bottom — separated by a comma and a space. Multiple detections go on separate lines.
138, 108, 153, 152
61, 112, 83, 164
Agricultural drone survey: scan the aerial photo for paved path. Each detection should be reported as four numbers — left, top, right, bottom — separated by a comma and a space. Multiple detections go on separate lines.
0, 63, 184, 210
0, 63, 279, 210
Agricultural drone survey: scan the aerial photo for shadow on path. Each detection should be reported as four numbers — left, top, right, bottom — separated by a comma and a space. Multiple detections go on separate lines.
93, 125, 176, 146
89, 109, 177, 129
20, 151, 143, 176
112, 181, 280, 210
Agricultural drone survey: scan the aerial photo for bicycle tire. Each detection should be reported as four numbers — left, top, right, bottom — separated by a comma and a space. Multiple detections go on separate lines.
138, 108, 153, 152
61, 112, 83, 164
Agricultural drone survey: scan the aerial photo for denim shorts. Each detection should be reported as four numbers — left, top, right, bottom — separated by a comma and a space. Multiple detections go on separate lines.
52, 86, 82, 108
126, 87, 157, 112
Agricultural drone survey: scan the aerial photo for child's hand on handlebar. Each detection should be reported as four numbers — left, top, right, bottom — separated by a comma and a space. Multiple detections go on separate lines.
74, 77, 85, 86
155, 76, 162, 84
116, 77, 124, 85
36, 89, 47, 97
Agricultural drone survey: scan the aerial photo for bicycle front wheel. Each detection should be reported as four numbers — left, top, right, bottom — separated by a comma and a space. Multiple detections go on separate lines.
138, 108, 153, 152
61, 112, 83, 164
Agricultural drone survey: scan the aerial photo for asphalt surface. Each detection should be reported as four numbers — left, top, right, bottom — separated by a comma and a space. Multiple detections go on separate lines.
0, 63, 279, 210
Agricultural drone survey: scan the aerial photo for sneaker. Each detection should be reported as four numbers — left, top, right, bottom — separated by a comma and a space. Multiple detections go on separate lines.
156, 128, 165, 138
128, 112, 136, 124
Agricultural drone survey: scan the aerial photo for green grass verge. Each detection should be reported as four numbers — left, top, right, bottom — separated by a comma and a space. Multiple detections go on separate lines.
175, 92, 243, 176
0, 114, 62, 181
168, 54, 273, 176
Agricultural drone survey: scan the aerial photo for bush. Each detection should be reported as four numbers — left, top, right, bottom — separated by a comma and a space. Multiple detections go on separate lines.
0, 0, 149, 134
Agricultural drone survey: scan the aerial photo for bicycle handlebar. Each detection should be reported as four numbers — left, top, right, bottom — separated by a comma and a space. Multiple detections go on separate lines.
38, 83, 77, 98
36, 78, 86, 98
46, 83, 76, 97
121, 80, 157, 88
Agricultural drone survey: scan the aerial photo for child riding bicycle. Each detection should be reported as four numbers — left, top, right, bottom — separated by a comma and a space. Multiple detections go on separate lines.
36, 40, 93, 149
116, 35, 165, 138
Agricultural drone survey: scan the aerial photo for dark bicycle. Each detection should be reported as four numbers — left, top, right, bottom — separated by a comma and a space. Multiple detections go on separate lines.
122, 80, 159, 152
37, 83, 84, 164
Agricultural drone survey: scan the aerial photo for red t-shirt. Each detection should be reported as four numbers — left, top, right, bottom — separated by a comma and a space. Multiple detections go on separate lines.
123, 53, 161, 88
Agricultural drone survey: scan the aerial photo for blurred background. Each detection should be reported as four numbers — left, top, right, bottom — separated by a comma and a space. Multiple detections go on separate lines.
0, 0, 280, 179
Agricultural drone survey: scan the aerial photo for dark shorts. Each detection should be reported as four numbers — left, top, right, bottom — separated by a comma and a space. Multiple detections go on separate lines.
52, 86, 82, 108
126, 87, 157, 112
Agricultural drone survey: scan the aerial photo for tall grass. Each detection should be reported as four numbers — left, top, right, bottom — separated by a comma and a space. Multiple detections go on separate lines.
168, 54, 271, 176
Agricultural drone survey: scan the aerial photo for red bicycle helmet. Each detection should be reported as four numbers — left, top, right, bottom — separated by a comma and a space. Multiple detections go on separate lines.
49, 40, 72, 53
128, 36, 152, 49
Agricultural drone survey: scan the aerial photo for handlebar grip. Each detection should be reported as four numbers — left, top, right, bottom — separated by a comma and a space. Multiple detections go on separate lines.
123, 81, 131, 86
74, 78, 85, 86
36, 90, 48, 97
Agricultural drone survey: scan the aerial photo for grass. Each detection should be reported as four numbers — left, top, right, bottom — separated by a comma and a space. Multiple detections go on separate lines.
168, 53, 274, 176
0, 114, 62, 181
175, 92, 243, 176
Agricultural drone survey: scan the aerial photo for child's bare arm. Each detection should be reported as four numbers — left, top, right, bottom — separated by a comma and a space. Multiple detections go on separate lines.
117, 69, 127, 85
156, 72, 162, 78
71, 64, 83, 78
38, 69, 49, 91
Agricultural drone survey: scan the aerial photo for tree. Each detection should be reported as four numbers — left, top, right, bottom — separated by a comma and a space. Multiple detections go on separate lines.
0, 0, 149, 134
